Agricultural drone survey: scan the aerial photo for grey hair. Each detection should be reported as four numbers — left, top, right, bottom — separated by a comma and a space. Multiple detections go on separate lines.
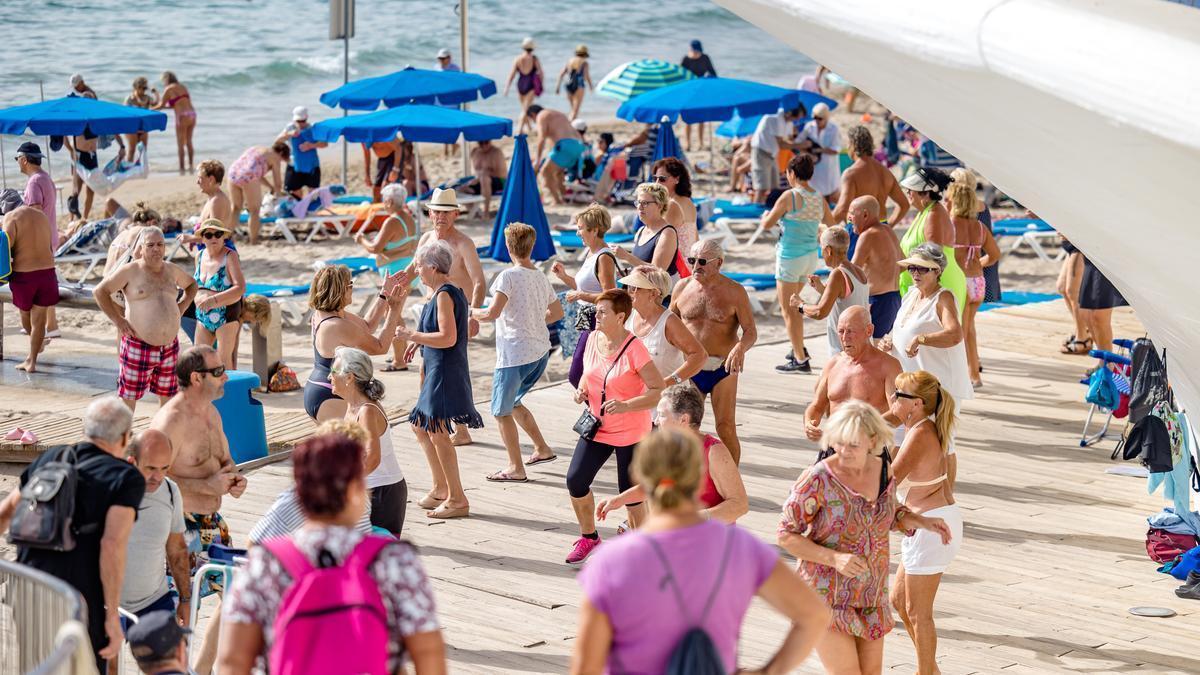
820, 226, 851, 253
83, 396, 133, 445
911, 242, 947, 271
691, 238, 724, 261
821, 400, 891, 456
415, 240, 454, 275
661, 383, 704, 427
333, 346, 385, 402
380, 183, 408, 209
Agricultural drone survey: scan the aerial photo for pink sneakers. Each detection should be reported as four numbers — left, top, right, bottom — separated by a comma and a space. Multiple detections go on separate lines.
565, 535, 601, 565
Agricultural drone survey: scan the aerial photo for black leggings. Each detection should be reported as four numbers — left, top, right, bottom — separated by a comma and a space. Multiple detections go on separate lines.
369, 479, 408, 537
566, 437, 640, 502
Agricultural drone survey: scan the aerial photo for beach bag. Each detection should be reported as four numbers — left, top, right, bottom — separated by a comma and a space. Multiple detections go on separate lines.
644, 526, 736, 675
0, 230, 10, 285
268, 363, 301, 393
9, 445, 105, 551
265, 535, 394, 675
1146, 528, 1198, 564
1085, 367, 1119, 410
1115, 414, 1174, 473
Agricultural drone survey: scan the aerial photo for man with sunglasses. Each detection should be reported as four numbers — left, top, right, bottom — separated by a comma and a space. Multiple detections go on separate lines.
669, 239, 757, 463
95, 227, 198, 413
803, 306, 902, 442
152, 345, 246, 674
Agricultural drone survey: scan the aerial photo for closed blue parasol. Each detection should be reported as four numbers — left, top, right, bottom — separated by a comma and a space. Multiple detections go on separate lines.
617, 77, 836, 124
652, 118, 684, 164
488, 135, 555, 262
308, 104, 512, 144
319, 67, 498, 110
0, 96, 168, 136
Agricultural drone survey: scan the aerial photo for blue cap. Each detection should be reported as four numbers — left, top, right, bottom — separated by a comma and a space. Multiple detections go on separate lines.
127, 610, 190, 662
690, 39, 703, 52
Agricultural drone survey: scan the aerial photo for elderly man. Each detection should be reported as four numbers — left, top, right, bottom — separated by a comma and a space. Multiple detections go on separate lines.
804, 306, 902, 442
849, 195, 906, 339
529, 104, 586, 205
799, 102, 842, 202
127, 611, 190, 675
275, 106, 327, 199
832, 125, 910, 227
669, 239, 757, 463
94, 226, 198, 412
3, 207, 59, 373
152, 345, 245, 675
120, 430, 189, 630
749, 105, 806, 204
197, 159, 234, 234
463, 139, 508, 216
0, 397, 145, 671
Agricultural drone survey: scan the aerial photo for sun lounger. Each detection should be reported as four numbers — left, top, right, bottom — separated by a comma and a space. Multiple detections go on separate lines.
992, 218, 1062, 263
978, 290, 1060, 312
1079, 339, 1134, 447
552, 231, 636, 260
54, 218, 118, 284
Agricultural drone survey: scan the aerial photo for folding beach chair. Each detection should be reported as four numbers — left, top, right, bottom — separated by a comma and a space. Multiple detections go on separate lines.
992, 218, 1063, 263
1079, 338, 1134, 447
54, 217, 117, 284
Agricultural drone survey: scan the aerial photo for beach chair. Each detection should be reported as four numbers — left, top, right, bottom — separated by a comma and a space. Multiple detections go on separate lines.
1079, 339, 1134, 447
992, 218, 1063, 263
244, 280, 312, 326
724, 268, 830, 315
54, 217, 117, 284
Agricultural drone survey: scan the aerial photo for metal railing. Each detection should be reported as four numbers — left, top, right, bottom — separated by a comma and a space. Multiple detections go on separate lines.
0, 559, 95, 675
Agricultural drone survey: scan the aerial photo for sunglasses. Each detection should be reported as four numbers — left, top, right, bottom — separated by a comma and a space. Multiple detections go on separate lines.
906, 265, 932, 275
196, 365, 226, 378
893, 391, 920, 401
653, 174, 671, 183
200, 230, 225, 239
686, 257, 713, 267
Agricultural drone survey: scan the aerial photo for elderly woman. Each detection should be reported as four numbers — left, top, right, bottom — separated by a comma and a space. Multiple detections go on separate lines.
651, 157, 698, 259
761, 154, 835, 373
619, 265, 705, 388
946, 180, 999, 387
356, 183, 420, 370
879, 243, 973, 404
565, 289, 665, 565
793, 225, 870, 356
888, 370, 962, 675
219, 432, 446, 674
552, 203, 620, 386
304, 265, 408, 422
396, 241, 482, 520
123, 77, 158, 161
228, 141, 290, 245
504, 38, 543, 134
596, 383, 748, 523
779, 401, 951, 675
574, 427, 830, 674
898, 167, 967, 314
614, 182, 680, 280
191, 219, 245, 370
151, 71, 196, 173
330, 347, 408, 536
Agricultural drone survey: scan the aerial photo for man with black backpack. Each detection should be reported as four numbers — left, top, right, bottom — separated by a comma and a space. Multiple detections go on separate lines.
0, 396, 146, 673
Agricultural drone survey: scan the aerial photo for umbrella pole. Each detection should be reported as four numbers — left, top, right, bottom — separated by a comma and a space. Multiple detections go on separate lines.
709, 124, 715, 198
1, 136, 7, 189
459, 0, 471, 178
414, 143, 423, 226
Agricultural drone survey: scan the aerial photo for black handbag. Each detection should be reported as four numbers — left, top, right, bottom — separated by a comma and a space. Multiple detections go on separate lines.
573, 335, 635, 440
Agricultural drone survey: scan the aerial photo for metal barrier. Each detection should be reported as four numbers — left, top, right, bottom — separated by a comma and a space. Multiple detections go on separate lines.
0, 559, 95, 675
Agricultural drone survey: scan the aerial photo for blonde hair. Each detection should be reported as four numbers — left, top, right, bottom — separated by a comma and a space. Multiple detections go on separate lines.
949, 167, 977, 191
575, 203, 611, 236
821, 400, 891, 456
504, 222, 537, 259
239, 294, 271, 325
635, 182, 670, 216
895, 371, 956, 454
633, 427, 702, 510
309, 265, 352, 312
634, 264, 672, 298
946, 181, 978, 219
315, 418, 368, 445
820, 225, 851, 254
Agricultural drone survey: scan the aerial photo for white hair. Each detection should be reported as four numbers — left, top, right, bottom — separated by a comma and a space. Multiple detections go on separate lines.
415, 240, 454, 275
691, 238, 724, 260
820, 400, 891, 456
380, 183, 408, 209
83, 396, 133, 444
333, 346, 385, 402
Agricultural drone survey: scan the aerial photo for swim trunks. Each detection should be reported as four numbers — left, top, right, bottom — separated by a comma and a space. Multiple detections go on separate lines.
8, 268, 60, 311
118, 335, 180, 401
900, 503, 963, 575
751, 148, 779, 192
185, 511, 234, 594
549, 138, 587, 170
868, 291, 901, 339
691, 356, 732, 395
462, 176, 505, 195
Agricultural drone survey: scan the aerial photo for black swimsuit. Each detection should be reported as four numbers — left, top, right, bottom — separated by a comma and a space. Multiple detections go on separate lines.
302, 316, 341, 419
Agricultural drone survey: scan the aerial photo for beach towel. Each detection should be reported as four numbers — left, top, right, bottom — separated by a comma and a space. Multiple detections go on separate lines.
78, 142, 149, 195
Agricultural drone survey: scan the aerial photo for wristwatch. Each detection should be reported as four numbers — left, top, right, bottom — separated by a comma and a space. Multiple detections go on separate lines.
918, 334, 928, 344
668, 374, 682, 385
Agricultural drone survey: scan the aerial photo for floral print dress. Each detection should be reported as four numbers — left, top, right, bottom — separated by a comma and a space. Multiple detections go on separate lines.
779, 460, 912, 639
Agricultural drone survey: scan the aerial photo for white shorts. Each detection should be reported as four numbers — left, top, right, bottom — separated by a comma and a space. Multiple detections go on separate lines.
751, 148, 780, 191
900, 503, 963, 575
775, 253, 820, 283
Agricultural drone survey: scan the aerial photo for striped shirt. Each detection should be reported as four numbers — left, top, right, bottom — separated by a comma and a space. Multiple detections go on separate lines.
249, 487, 373, 544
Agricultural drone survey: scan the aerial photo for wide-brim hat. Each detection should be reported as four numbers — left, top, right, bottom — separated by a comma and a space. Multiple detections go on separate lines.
575, 44, 589, 57
425, 187, 462, 212
897, 253, 942, 271
196, 218, 233, 235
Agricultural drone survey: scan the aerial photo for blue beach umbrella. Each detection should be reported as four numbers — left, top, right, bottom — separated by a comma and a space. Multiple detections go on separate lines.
308, 104, 512, 144
0, 96, 168, 135
488, 135, 555, 263
596, 60, 695, 102
652, 118, 684, 164
617, 77, 835, 124
319, 67, 497, 111
716, 113, 764, 138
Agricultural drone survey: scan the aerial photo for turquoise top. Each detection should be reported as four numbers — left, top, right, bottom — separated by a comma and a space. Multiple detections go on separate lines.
777, 186, 823, 259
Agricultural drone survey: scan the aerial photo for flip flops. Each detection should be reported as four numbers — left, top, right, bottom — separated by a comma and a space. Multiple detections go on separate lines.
486, 470, 529, 483
5, 428, 37, 444
525, 454, 557, 466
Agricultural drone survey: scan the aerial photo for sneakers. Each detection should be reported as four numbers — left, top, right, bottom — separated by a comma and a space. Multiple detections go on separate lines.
565, 535, 601, 564
1175, 570, 1200, 599
775, 354, 812, 373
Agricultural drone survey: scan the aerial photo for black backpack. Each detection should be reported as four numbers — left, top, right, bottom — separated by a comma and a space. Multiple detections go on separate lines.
642, 526, 736, 675
1128, 338, 1169, 425
9, 444, 105, 551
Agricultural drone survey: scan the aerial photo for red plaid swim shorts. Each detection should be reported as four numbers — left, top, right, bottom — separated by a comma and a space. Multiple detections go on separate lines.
118, 335, 180, 400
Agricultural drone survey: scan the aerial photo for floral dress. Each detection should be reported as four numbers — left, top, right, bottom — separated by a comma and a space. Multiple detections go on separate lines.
779, 460, 912, 639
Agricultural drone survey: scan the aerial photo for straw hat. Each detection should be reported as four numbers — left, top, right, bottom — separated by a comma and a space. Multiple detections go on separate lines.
425, 188, 462, 212
575, 44, 589, 57
197, 219, 232, 236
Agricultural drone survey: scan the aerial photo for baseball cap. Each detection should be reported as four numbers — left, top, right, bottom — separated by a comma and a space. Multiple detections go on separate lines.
571, 119, 588, 132
127, 611, 191, 663
16, 141, 43, 159
690, 39, 703, 52
292, 106, 309, 122
437, 48, 452, 59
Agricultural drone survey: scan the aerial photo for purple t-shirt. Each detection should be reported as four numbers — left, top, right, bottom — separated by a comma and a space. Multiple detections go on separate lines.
23, 170, 57, 250
577, 519, 777, 674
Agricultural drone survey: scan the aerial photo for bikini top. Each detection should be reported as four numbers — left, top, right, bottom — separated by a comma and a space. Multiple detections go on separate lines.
952, 220, 986, 264
897, 417, 949, 491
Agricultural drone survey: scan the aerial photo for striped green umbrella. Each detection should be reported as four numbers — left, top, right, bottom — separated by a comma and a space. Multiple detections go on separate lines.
596, 59, 695, 102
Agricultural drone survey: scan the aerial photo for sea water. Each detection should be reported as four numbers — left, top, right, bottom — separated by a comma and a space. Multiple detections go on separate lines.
0, 0, 814, 169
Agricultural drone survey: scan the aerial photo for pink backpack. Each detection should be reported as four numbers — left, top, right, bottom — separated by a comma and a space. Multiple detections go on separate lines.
264, 535, 393, 675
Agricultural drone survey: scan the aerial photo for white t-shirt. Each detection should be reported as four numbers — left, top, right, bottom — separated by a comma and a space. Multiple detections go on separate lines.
121, 478, 185, 612
799, 120, 843, 196
491, 266, 558, 368
750, 112, 788, 157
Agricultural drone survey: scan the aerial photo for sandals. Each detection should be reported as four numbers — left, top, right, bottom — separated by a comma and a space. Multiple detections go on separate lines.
427, 504, 469, 519
379, 364, 408, 373
4, 428, 37, 444
1061, 338, 1092, 355
525, 453, 558, 466
417, 494, 446, 510
486, 470, 529, 483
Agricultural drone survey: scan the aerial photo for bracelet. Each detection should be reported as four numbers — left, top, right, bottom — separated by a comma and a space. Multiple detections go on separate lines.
378, 293, 388, 300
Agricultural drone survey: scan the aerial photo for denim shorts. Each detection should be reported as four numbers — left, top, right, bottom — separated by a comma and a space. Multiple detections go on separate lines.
491, 352, 550, 417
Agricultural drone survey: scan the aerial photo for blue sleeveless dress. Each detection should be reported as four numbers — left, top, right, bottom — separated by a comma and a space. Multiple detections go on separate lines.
408, 284, 484, 433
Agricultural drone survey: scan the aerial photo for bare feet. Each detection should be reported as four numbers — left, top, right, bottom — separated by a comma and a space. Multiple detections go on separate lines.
15, 359, 36, 373
451, 428, 473, 446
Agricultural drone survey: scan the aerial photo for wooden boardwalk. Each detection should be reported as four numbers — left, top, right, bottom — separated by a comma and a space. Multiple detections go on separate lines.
202, 301, 1200, 674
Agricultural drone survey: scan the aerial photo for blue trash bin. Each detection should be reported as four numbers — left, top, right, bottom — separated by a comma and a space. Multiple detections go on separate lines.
213, 370, 268, 464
